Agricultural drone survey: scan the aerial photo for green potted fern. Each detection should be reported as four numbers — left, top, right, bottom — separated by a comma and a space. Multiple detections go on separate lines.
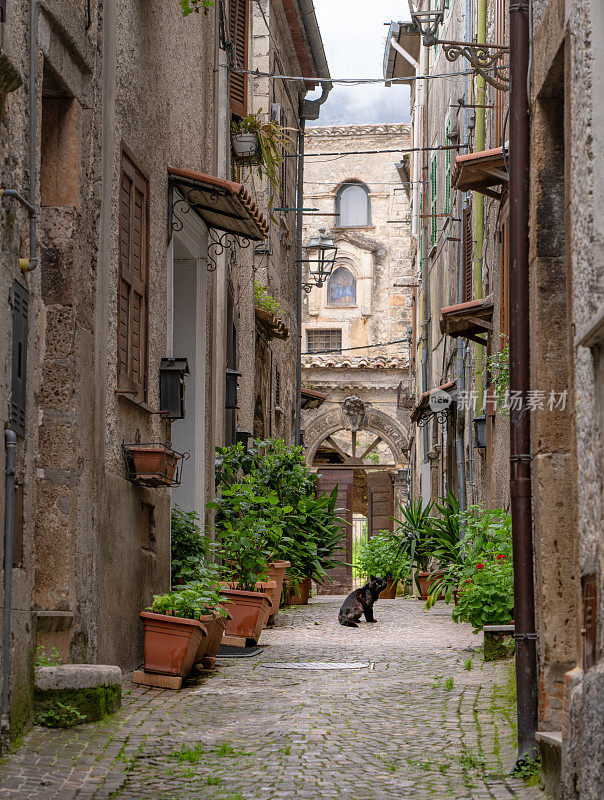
231, 111, 292, 206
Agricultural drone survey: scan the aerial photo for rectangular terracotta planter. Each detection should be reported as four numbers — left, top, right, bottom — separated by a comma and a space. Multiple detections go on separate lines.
417, 571, 445, 601
285, 576, 311, 605
379, 578, 398, 599
220, 587, 273, 643
140, 611, 207, 678
267, 560, 290, 621
195, 610, 230, 667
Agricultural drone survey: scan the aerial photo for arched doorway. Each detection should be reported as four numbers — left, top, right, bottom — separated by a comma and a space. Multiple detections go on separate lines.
305, 397, 409, 594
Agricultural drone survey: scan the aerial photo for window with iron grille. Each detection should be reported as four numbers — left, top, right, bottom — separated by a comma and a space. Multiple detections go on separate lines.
462, 204, 473, 302
118, 147, 149, 402
307, 329, 342, 355
430, 153, 437, 247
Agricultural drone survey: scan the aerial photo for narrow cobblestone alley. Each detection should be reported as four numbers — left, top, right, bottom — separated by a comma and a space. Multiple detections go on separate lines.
0, 597, 544, 800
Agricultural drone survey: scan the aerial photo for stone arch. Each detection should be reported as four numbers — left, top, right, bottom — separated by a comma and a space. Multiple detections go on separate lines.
304, 402, 409, 468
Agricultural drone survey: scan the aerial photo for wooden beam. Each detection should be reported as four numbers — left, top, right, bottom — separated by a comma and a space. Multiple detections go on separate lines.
324, 436, 351, 460
360, 437, 382, 461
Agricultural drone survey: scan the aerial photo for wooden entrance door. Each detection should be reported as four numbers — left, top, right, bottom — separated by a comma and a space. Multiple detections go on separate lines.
316, 469, 354, 594
367, 471, 394, 538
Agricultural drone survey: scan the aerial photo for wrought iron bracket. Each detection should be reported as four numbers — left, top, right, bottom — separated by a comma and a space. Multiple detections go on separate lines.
168, 181, 251, 271
417, 407, 452, 428
439, 41, 510, 91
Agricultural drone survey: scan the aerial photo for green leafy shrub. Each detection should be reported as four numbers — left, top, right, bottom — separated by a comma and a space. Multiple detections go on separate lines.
254, 282, 282, 316
36, 701, 86, 728
212, 439, 343, 586
452, 555, 514, 632
231, 112, 293, 206
355, 531, 410, 582
171, 506, 215, 585
179, 0, 214, 15
35, 646, 62, 667
149, 581, 227, 621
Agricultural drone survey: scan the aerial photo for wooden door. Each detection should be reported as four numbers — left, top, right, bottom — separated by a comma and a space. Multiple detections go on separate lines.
316, 469, 354, 594
367, 471, 394, 538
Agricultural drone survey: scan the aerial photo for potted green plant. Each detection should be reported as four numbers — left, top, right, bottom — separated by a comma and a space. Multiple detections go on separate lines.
230, 112, 292, 205
355, 532, 411, 599
208, 479, 284, 641
394, 498, 435, 598
140, 586, 212, 678
452, 554, 514, 632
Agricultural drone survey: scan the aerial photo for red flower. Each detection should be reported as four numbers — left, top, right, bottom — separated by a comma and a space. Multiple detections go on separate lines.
476, 563, 485, 570
465, 579, 471, 583
496, 554, 505, 560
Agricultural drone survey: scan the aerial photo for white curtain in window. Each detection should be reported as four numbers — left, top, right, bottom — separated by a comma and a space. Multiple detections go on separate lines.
338, 184, 370, 227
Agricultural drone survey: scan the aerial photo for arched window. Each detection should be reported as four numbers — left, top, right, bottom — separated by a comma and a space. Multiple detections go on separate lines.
327, 266, 357, 307
336, 182, 371, 227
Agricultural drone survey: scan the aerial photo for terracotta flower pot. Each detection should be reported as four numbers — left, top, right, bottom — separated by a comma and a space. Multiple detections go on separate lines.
195, 611, 230, 669
129, 445, 178, 483
417, 571, 445, 601
379, 578, 398, 600
140, 611, 207, 678
286, 576, 311, 605
220, 587, 273, 643
267, 561, 291, 622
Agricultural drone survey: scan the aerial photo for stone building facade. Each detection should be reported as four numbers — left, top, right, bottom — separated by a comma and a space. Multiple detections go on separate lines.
0, 0, 326, 748
385, 2, 603, 797
300, 125, 413, 577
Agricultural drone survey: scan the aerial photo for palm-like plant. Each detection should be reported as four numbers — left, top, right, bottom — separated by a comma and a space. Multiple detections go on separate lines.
394, 498, 434, 593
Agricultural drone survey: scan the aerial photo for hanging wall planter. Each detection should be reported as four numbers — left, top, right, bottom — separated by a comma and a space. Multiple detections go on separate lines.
123, 442, 186, 487
231, 133, 259, 160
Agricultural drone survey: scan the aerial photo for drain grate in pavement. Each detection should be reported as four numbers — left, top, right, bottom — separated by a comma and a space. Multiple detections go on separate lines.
260, 661, 372, 670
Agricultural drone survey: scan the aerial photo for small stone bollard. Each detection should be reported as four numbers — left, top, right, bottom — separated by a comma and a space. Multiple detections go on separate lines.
483, 625, 515, 661
35, 664, 122, 726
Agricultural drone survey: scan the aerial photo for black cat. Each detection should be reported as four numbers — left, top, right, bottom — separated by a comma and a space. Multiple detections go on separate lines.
338, 576, 387, 627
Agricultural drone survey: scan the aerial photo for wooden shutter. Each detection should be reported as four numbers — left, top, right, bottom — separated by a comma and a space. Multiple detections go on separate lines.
462, 205, 473, 302
10, 280, 28, 438
118, 149, 149, 401
367, 472, 394, 538
229, 0, 248, 117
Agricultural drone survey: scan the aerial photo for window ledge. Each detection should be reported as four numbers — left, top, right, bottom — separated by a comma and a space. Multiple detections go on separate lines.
332, 226, 375, 232
116, 390, 155, 415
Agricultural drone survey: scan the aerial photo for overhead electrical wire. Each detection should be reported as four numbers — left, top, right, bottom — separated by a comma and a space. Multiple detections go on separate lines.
302, 338, 410, 356
230, 66, 493, 85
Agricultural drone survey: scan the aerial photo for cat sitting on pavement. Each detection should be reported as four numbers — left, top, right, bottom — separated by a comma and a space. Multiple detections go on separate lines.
338, 576, 387, 627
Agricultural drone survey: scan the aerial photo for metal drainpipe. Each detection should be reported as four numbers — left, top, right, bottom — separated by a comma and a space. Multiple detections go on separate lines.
509, 0, 538, 762
1, 431, 17, 750
473, 0, 486, 411
24, 0, 38, 272
294, 110, 306, 446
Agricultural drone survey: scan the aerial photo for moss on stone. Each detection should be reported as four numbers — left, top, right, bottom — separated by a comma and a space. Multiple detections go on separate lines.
34, 684, 121, 726
484, 632, 515, 662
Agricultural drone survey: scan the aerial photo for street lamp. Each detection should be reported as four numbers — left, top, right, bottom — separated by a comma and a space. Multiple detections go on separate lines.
411, 1, 509, 91
300, 228, 338, 293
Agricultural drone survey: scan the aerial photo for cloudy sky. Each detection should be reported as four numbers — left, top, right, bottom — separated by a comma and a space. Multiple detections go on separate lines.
307, 0, 412, 127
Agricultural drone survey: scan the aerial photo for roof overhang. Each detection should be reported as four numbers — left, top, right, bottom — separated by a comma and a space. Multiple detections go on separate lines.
255, 306, 290, 341
410, 381, 457, 425
301, 387, 327, 410
168, 168, 269, 241
383, 21, 421, 83
440, 295, 494, 345
452, 147, 508, 200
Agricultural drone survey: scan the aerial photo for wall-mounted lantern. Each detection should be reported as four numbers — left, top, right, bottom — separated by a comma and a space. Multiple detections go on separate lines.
300, 228, 338, 292
473, 414, 487, 450
159, 358, 189, 419
225, 367, 242, 409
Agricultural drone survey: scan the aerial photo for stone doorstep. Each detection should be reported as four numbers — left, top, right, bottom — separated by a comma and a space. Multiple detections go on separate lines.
35, 664, 122, 691
536, 731, 562, 799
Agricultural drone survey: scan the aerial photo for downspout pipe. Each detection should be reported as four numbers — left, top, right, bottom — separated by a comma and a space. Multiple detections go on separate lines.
294, 111, 306, 446
297, 0, 332, 120
473, 0, 486, 411
27, 0, 37, 272
1, 431, 17, 750
508, 0, 538, 762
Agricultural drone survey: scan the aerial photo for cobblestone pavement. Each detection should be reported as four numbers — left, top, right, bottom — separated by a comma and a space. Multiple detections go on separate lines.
0, 597, 546, 800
